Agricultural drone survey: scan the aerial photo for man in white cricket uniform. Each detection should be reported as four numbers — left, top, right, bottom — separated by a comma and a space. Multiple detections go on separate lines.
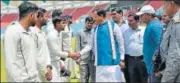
3, 2, 40, 82
29, 8, 53, 82
46, 16, 79, 82
61, 14, 80, 80
45, 9, 62, 35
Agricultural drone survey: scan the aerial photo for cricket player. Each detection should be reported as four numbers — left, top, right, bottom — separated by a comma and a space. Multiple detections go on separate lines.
58, 14, 73, 82
3, 2, 45, 82
29, 8, 52, 82
45, 9, 62, 34
46, 16, 79, 82
63, 14, 80, 80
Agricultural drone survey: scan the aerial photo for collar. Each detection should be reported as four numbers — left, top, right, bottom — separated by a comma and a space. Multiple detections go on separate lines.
130, 26, 141, 31
52, 28, 59, 36
148, 19, 158, 25
118, 20, 126, 26
34, 26, 42, 33
16, 21, 30, 33
99, 20, 108, 26
172, 10, 180, 23
83, 27, 92, 32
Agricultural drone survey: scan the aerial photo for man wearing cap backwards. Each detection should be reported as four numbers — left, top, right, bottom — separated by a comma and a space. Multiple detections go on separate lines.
46, 15, 79, 82
160, 0, 180, 82
136, 5, 163, 82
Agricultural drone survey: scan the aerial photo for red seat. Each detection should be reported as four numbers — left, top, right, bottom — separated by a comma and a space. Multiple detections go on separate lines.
72, 6, 93, 21
1, 13, 18, 23
149, 1, 163, 11
88, 4, 107, 17
63, 8, 75, 15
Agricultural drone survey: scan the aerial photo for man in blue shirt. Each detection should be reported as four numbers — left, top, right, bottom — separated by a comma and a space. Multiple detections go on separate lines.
123, 13, 148, 83
136, 5, 163, 82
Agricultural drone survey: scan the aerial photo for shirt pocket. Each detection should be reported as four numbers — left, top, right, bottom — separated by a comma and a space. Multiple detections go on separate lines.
82, 40, 88, 45
138, 34, 144, 44
82, 34, 88, 45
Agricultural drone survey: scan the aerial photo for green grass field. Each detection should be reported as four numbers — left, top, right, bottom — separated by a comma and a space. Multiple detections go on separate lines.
1, 38, 80, 82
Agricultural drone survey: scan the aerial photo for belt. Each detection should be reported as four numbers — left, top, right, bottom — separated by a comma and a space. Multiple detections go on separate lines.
125, 54, 143, 60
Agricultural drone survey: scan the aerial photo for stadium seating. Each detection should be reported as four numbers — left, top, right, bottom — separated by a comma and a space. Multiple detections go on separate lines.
1, 13, 18, 23
88, 4, 108, 17
124, 8, 138, 16
69, 4, 107, 21
63, 8, 75, 15
149, 1, 163, 11
71, 6, 94, 21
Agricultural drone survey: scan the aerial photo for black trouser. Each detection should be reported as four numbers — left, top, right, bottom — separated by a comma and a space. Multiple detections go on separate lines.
124, 55, 130, 83
124, 54, 148, 83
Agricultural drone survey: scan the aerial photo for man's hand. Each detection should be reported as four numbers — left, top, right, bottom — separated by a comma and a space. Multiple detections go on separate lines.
45, 65, 53, 81
68, 52, 80, 60
59, 60, 65, 70
68, 52, 77, 58
155, 71, 162, 77
120, 60, 125, 69
76, 59, 81, 65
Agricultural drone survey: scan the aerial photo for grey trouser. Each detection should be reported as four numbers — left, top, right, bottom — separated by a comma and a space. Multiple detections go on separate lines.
80, 60, 95, 82
161, 59, 180, 82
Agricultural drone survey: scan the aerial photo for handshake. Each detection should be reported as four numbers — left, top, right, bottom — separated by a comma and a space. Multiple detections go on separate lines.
68, 52, 81, 60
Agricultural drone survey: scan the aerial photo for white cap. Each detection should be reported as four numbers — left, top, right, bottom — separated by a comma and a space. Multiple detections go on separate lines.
136, 5, 155, 16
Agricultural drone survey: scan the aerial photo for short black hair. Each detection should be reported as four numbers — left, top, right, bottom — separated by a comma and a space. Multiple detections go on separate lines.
18, 2, 38, 19
39, 8, 47, 13
174, 0, 180, 6
111, 8, 123, 15
128, 12, 139, 21
52, 16, 66, 27
93, 8, 106, 18
85, 16, 94, 23
52, 9, 62, 18
37, 8, 47, 18
155, 15, 162, 20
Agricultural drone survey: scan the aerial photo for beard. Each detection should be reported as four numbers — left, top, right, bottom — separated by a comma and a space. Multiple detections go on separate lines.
41, 22, 47, 26
30, 21, 36, 27
31, 22, 36, 27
